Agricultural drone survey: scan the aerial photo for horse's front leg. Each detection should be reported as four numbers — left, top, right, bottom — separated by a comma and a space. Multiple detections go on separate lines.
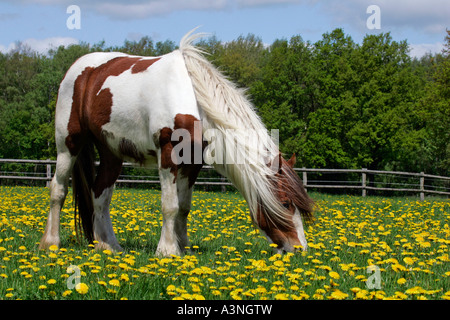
156, 167, 184, 257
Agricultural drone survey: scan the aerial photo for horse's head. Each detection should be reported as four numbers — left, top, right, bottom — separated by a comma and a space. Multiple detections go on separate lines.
256, 153, 314, 253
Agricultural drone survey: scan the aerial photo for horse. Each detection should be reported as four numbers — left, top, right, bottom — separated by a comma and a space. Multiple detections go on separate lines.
39, 29, 314, 256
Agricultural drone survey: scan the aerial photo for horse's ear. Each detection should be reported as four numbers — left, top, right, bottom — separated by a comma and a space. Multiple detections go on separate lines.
287, 153, 296, 168
268, 153, 283, 173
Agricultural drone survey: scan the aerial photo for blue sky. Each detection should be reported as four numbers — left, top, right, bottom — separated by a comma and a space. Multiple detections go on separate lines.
0, 0, 448, 57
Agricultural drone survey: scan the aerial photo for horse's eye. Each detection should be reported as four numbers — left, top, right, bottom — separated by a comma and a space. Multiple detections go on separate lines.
282, 201, 290, 209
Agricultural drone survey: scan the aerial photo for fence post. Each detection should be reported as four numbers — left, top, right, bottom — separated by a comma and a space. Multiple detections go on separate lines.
302, 168, 307, 192
46, 161, 52, 188
420, 172, 425, 201
221, 176, 226, 193
362, 168, 367, 197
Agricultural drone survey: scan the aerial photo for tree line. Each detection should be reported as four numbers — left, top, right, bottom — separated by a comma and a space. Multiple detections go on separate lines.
0, 29, 448, 176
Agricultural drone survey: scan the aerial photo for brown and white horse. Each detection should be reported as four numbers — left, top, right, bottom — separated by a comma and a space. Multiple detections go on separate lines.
39, 30, 314, 256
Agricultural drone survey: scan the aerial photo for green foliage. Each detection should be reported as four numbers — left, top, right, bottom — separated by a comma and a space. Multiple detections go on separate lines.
0, 30, 448, 176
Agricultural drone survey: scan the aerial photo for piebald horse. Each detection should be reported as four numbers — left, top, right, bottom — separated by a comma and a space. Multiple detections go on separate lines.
39, 30, 314, 256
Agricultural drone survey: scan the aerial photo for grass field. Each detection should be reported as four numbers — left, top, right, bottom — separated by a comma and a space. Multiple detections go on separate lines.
0, 185, 449, 300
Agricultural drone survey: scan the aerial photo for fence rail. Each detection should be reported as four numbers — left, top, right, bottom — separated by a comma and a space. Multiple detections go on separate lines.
1, 159, 449, 199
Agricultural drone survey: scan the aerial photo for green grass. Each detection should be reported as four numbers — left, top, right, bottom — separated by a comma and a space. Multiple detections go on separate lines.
0, 186, 449, 300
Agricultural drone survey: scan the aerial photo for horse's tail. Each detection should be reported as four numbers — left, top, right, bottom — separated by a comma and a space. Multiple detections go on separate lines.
72, 140, 95, 243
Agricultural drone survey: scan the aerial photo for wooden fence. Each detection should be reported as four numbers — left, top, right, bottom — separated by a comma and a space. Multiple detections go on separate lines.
0, 158, 449, 200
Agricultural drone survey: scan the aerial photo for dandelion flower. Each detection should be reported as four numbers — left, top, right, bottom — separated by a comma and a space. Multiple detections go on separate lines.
109, 279, 120, 287
329, 271, 340, 279
330, 289, 348, 300
225, 277, 235, 283
75, 283, 89, 294
62, 290, 72, 297
395, 292, 408, 299
275, 293, 289, 300
405, 286, 426, 295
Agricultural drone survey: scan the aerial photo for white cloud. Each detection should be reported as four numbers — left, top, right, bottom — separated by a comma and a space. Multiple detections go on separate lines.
6, 0, 448, 35
94, 0, 229, 19
320, 0, 449, 35
409, 42, 444, 58
1, 37, 79, 54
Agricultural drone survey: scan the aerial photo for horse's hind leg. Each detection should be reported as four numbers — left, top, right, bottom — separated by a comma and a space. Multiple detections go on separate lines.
175, 167, 202, 251
40, 151, 76, 249
92, 145, 123, 252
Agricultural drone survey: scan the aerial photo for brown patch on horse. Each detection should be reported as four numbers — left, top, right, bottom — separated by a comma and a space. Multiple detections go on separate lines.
257, 165, 300, 248
280, 155, 315, 225
66, 56, 149, 153
256, 204, 301, 248
131, 58, 161, 74
66, 66, 94, 155
174, 113, 206, 188
158, 114, 206, 187
159, 127, 177, 180
257, 153, 315, 248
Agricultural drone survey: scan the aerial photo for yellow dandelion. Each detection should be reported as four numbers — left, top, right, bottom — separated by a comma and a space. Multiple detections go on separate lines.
397, 278, 407, 285
395, 291, 408, 299
75, 283, 89, 294
212, 290, 221, 296
109, 279, 120, 287
167, 284, 176, 291
62, 290, 72, 297
273, 260, 284, 267
275, 293, 289, 300
225, 277, 235, 283
330, 289, 348, 300
405, 286, 426, 295
329, 271, 340, 279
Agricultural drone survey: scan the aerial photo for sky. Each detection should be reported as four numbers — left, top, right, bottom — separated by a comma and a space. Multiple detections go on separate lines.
0, 0, 448, 58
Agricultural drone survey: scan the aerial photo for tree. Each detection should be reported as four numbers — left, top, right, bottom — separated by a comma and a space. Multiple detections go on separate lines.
301, 29, 359, 168
251, 36, 316, 163
418, 30, 450, 175
213, 34, 265, 88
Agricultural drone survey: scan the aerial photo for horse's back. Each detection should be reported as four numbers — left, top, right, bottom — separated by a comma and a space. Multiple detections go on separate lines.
55, 50, 200, 166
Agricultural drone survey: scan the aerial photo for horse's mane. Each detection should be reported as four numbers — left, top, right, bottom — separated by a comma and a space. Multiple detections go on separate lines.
180, 29, 309, 226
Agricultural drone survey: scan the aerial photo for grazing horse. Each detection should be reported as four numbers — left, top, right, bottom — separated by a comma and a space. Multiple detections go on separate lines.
39, 30, 314, 256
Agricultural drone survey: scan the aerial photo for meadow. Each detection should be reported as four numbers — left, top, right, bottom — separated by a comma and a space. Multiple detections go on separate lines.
0, 185, 448, 300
